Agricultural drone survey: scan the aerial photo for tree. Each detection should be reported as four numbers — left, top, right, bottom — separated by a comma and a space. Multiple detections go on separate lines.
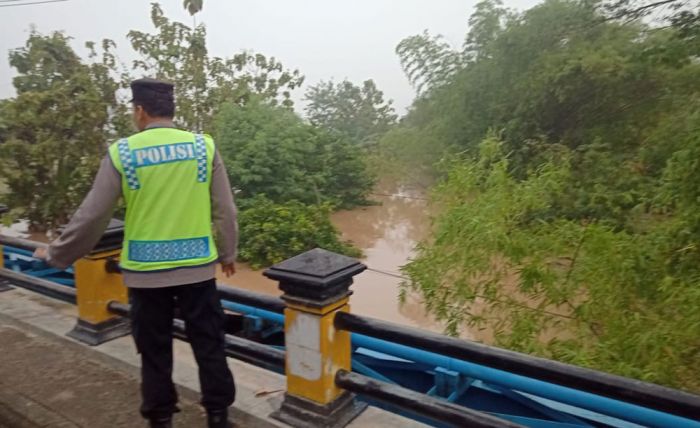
464, 0, 511, 61
396, 31, 463, 95
602, 0, 700, 55
392, 0, 697, 169
214, 98, 372, 269
0, 31, 126, 231
214, 98, 374, 208
600, 0, 698, 22
128, 3, 304, 131
304, 79, 397, 147
393, 0, 700, 391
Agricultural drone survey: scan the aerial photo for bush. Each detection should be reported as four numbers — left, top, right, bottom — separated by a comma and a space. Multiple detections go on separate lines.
237, 196, 361, 269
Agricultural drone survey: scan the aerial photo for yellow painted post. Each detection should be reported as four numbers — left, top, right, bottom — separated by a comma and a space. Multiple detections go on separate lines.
67, 249, 130, 345
264, 248, 367, 428
67, 220, 130, 345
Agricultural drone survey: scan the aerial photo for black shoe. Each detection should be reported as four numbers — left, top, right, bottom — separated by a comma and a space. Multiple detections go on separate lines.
148, 416, 172, 428
206, 408, 230, 428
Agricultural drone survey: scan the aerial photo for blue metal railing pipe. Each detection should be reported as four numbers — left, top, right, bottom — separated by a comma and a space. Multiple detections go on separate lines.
0, 267, 76, 304
221, 301, 285, 324
217, 286, 285, 313
220, 297, 700, 428
3, 246, 35, 258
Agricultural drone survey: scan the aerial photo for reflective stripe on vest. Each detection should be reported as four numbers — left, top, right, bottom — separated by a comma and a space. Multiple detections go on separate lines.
128, 237, 210, 262
117, 138, 140, 190
195, 133, 208, 182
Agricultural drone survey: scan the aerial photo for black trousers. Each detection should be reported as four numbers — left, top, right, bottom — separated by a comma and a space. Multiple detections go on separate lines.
129, 278, 235, 420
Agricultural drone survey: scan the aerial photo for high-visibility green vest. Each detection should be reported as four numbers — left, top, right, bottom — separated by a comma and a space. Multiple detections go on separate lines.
108, 128, 218, 272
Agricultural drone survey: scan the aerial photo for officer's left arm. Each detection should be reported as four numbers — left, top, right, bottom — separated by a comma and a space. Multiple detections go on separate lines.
41, 155, 122, 269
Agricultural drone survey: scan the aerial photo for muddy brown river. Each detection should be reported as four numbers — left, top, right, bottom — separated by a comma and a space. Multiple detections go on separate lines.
217, 182, 450, 334
2, 182, 456, 335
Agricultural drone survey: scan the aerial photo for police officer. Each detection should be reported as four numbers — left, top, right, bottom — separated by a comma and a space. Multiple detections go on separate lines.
34, 78, 238, 428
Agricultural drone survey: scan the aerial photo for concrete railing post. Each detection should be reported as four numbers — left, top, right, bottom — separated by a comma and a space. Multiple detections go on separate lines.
67, 220, 129, 345
264, 248, 368, 428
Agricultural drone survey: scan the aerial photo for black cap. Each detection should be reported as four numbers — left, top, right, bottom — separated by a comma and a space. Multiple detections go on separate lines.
129, 77, 174, 103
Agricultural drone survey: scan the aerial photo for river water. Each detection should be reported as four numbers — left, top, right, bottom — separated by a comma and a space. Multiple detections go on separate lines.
218, 181, 448, 333
2, 182, 450, 334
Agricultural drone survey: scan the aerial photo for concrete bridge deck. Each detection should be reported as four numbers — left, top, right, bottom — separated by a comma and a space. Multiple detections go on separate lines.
0, 285, 424, 428
0, 316, 207, 427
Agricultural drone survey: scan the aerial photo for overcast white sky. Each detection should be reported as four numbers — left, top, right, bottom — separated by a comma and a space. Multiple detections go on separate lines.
0, 0, 539, 116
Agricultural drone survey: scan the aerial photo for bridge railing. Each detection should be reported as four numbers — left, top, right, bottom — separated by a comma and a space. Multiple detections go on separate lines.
2, 232, 700, 428
334, 311, 700, 426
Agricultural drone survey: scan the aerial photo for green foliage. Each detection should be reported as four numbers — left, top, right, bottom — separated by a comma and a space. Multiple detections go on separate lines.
0, 31, 127, 231
396, 31, 463, 94
216, 97, 371, 266
398, 0, 700, 391
214, 98, 374, 208
390, 0, 700, 224
371, 126, 444, 186
304, 79, 397, 147
403, 137, 700, 391
464, 0, 512, 61
237, 196, 361, 269
393, 0, 700, 167
128, 3, 304, 131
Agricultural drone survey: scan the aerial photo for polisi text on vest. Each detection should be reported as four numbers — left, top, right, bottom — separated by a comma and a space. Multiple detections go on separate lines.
132, 143, 196, 168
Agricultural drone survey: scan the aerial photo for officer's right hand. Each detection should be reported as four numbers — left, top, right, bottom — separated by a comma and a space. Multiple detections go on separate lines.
221, 262, 236, 277
33, 247, 48, 260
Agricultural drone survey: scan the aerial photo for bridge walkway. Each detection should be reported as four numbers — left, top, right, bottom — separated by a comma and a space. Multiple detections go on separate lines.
0, 285, 423, 428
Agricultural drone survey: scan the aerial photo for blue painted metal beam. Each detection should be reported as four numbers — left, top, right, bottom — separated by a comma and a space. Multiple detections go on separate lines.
352, 359, 396, 384
3, 246, 75, 286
